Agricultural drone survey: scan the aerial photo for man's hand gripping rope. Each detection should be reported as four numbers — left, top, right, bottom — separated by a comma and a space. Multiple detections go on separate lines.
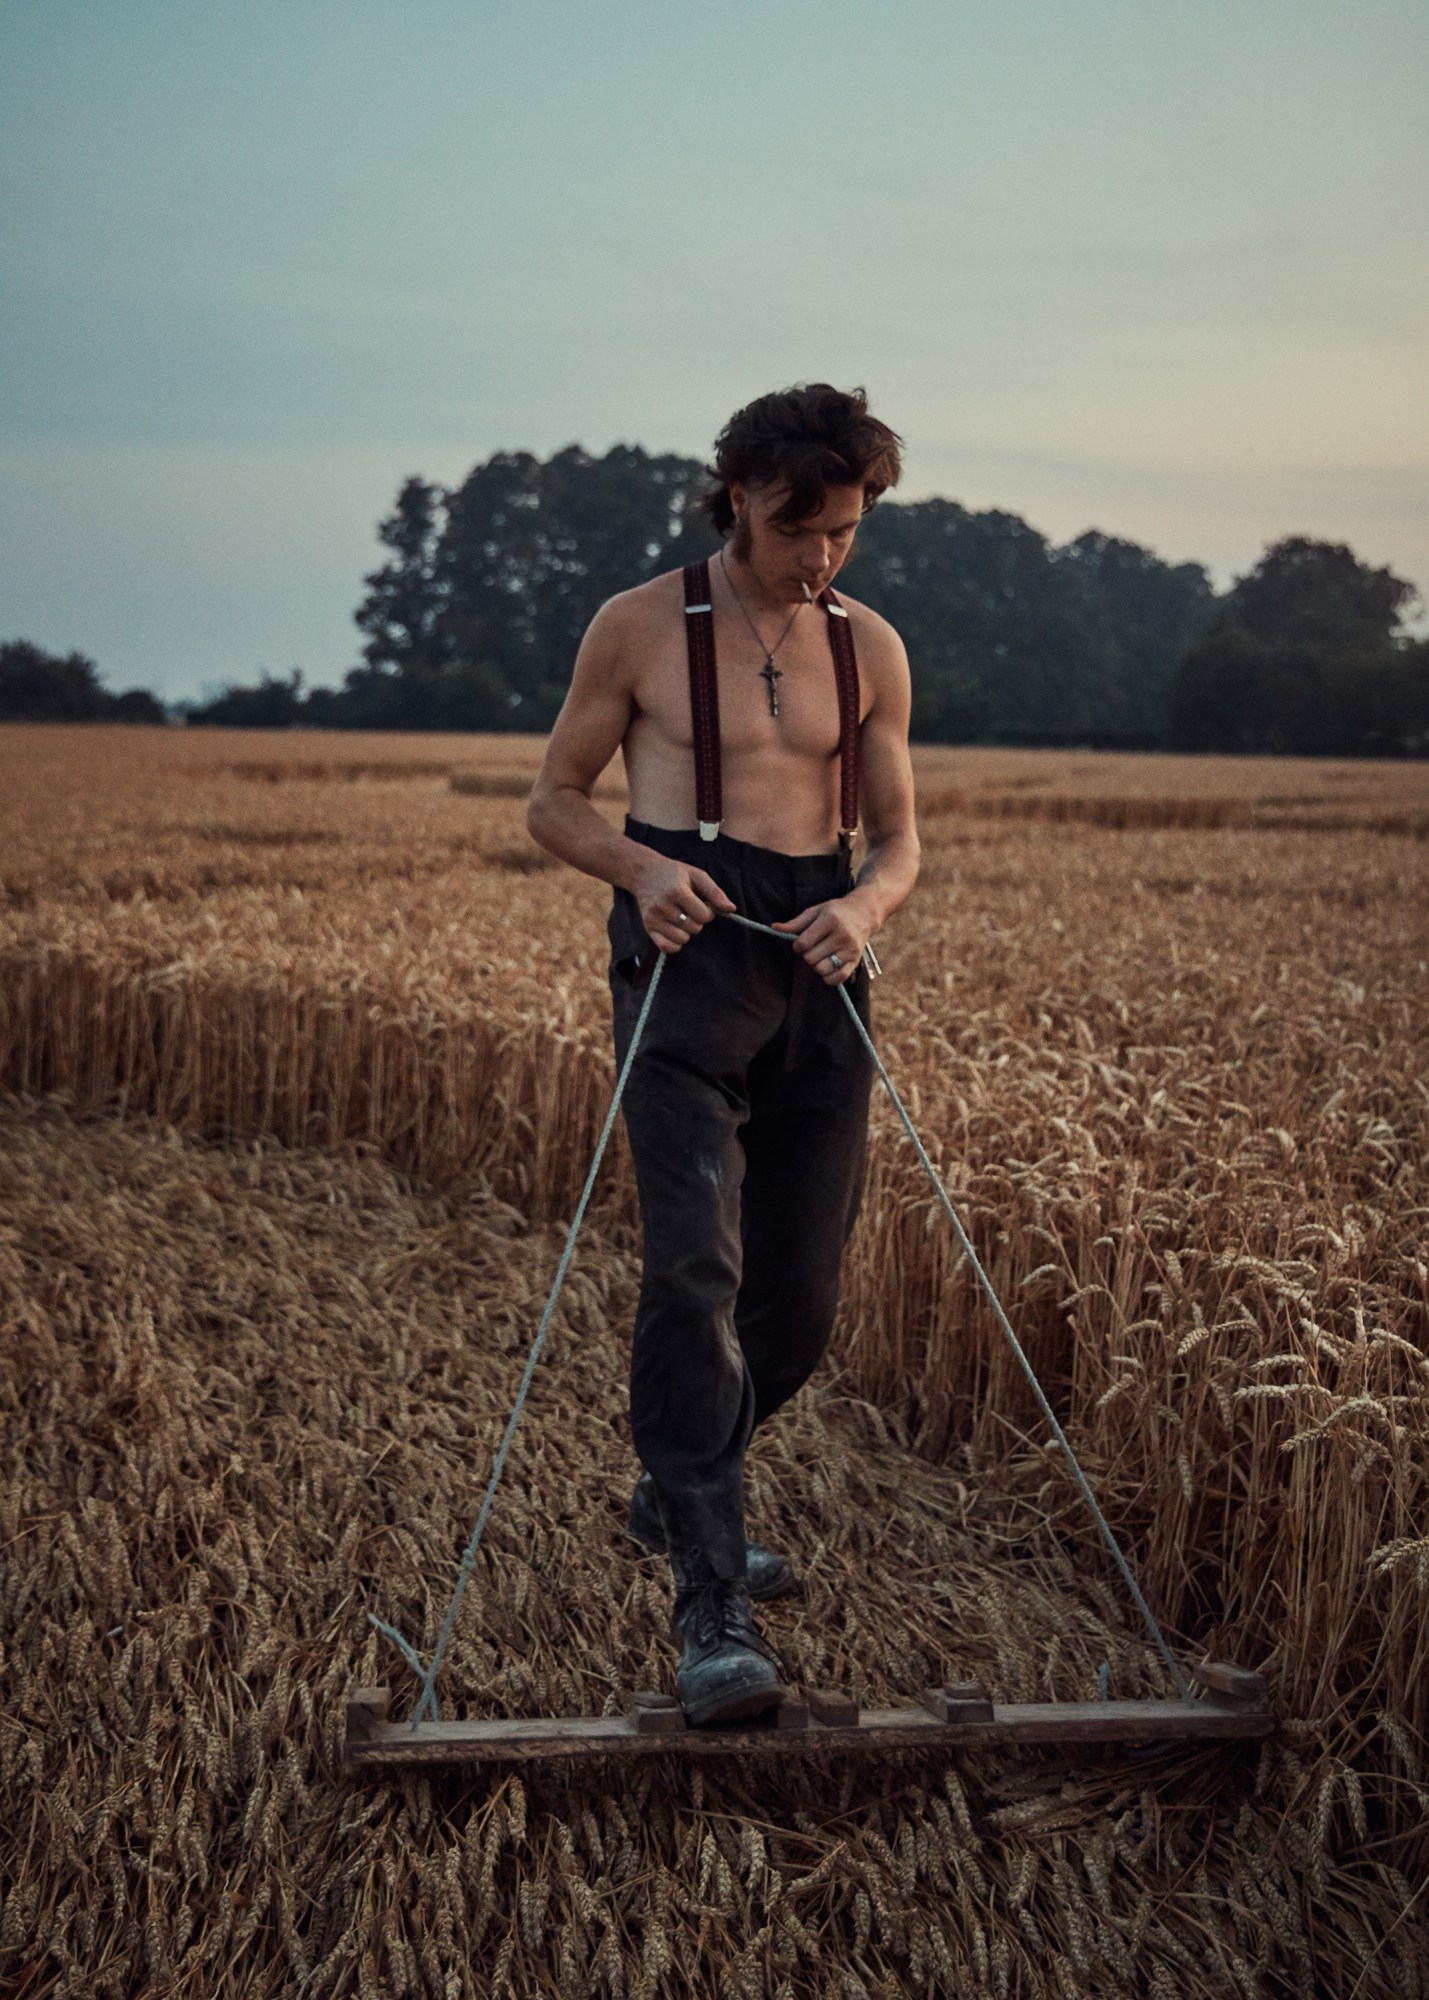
634, 855, 876, 986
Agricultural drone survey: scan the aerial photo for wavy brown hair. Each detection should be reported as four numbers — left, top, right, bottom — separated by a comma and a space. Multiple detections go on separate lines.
699, 383, 903, 535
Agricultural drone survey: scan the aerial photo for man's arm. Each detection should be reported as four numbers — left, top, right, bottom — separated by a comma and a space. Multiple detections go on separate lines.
773, 611, 920, 984
525, 594, 736, 953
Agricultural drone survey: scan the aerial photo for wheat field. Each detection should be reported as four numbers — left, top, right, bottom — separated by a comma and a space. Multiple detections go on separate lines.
2, 723, 1426, 1998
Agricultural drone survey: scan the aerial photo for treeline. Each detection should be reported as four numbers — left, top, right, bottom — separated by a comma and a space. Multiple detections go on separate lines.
9, 445, 1426, 754
199, 449, 1222, 743
197, 445, 1426, 755
0, 640, 166, 724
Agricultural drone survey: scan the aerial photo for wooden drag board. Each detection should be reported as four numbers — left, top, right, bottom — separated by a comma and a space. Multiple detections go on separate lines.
345, 1664, 1273, 1771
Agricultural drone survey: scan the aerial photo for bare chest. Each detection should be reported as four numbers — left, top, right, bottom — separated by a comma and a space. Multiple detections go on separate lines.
629, 608, 864, 761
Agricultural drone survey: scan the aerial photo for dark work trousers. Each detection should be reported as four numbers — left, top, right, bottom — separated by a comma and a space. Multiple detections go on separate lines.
608, 816, 875, 1583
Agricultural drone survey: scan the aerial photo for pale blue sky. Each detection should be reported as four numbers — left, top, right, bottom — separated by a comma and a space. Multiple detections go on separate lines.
3, 0, 1426, 701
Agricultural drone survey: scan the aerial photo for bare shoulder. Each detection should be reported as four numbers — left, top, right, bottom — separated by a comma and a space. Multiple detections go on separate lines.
566, 572, 673, 694
582, 568, 684, 657
602, 566, 687, 627
829, 587, 910, 690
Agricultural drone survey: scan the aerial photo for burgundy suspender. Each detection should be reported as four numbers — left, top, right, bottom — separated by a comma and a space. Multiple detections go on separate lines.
682, 561, 722, 838
820, 585, 862, 849
681, 558, 861, 847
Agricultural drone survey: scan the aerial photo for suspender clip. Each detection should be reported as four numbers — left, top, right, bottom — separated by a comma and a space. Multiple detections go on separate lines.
698, 820, 721, 842
684, 603, 712, 615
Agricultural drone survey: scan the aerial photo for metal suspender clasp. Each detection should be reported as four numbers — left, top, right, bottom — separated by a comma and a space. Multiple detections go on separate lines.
698, 821, 720, 841
684, 603, 712, 615
826, 603, 849, 618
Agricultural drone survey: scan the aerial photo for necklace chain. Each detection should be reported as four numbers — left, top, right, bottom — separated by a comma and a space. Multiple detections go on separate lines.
718, 549, 807, 699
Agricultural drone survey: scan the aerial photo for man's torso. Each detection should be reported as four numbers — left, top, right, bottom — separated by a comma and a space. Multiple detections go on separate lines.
616, 568, 874, 855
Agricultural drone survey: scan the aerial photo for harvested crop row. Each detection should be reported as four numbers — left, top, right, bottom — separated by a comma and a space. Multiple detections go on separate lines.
3, 1100, 1421, 1999
2, 724, 1427, 1996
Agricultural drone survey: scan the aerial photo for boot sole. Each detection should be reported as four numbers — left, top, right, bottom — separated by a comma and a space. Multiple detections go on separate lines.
680, 1678, 786, 1728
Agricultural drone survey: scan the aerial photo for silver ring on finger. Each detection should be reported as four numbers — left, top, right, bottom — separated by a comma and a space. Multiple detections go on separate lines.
829, 953, 843, 969
675, 911, 687, 925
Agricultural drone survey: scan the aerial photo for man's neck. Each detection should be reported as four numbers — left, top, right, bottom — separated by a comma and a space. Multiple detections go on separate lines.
719, 543, 811, 614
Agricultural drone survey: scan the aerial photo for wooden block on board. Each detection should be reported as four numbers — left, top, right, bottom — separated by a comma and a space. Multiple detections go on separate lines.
628, 1690, 686, 1736
807, 1689, 860, 1727
346, 1686, 392, 1744
920, 1682, 995, 1725
1191, 1662, 1270, 1709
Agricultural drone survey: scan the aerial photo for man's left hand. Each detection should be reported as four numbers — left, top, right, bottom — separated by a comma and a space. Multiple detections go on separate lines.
772, 896, 873, 987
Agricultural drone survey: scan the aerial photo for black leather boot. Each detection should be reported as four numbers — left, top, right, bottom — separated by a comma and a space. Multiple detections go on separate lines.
626, 1471, 798, 1600
663, 1523, 787, 1727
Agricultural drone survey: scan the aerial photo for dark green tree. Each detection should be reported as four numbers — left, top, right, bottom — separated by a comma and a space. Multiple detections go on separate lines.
1374, 638, 1429, 754
1167, 537, 1424, 754
108, 687, 168, 723
187, 670, 305, 728
354, 477, 448, 674
839, 502, 1207, 744
839, 501, 1045, 738
435, 444, 716, 726
1049, 531, 1215, 743
304, 657, 517, 732
1224, 535, 1416, 654
0, 639, 165, 722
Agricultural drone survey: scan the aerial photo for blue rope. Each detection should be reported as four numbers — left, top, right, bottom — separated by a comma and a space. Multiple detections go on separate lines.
371, 951, 667, 1726
723, 908, 1193, 1702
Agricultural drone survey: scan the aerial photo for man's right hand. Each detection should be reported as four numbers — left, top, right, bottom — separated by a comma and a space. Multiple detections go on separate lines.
633, 855, 737, 952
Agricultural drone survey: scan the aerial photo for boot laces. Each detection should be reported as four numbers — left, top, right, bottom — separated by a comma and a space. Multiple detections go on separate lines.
679, 1581, 790, 1675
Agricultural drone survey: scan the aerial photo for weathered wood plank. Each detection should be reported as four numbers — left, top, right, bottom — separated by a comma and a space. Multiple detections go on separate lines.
344, 1677, 1274, 1770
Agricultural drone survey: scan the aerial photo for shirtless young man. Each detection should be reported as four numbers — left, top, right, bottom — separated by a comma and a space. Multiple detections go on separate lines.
526, 385, 920, 1725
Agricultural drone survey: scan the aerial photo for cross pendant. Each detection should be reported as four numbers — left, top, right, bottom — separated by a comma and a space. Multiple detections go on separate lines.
759, 658, 783, 717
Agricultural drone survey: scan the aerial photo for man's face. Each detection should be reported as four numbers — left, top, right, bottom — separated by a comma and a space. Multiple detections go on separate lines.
728, 480, 864, 600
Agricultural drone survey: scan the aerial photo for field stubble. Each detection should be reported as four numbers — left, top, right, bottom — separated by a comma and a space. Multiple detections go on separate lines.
1, 725, 1426, 1998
